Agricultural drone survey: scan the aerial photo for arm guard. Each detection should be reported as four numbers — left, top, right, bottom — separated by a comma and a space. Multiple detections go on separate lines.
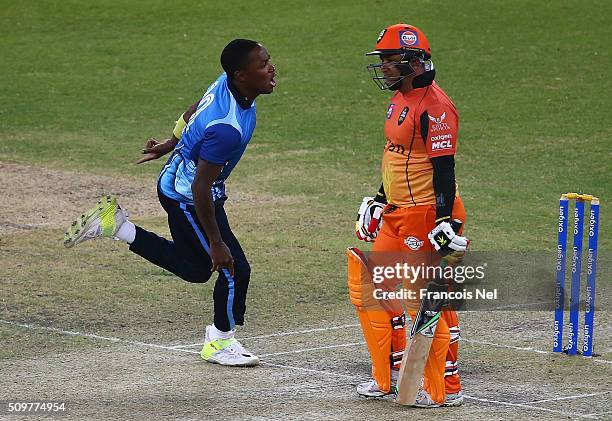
431, 155, 455, 223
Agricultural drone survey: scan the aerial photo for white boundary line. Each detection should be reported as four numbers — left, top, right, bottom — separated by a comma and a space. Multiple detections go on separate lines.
259, 362, 359, 380
259, 342, 364, 357
0, 320, 199, 355
1, 319, 609, 419
170, 324, 361, 349
462, 338, 549, 354
0, 319, 363, 382
463, 395, 599, 419
462, 338, 612, 364
584, 410, 612, 418
5, 319, 609, 365
175, 322, 611, 365
521, 391, 611, 405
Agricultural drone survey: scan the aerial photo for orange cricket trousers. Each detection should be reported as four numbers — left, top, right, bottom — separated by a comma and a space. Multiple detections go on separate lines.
372, 197, 465, 404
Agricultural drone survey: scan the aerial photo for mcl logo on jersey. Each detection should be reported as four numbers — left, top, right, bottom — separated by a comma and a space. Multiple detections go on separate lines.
431, 140, 453, 151
399, 30, 418, 46
431, 133, 453, 151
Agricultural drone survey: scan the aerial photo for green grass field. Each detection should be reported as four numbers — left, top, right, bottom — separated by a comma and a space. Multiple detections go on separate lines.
1, 0, 610, 250
1, 1, 611, 419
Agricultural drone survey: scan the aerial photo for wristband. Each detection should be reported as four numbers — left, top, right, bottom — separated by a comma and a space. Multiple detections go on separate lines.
172, 113, 187, 139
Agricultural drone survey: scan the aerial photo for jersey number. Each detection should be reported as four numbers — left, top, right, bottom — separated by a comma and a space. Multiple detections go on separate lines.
184, 93, 215, 133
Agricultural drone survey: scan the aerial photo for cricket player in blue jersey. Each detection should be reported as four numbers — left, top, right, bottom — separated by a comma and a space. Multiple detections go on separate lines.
64, 39, 277, 367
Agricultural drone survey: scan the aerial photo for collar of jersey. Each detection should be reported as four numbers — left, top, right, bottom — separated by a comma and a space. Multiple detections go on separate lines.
227, 78, 254, 110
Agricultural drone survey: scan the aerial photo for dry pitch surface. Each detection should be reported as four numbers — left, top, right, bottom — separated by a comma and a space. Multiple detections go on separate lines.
1, 164, 610, 420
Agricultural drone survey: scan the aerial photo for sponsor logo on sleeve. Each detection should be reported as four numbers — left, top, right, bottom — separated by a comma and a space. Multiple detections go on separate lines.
431, 141, 453, 151
428, 112, 451, 131
430, 134, 453, 142
431, 133, 453, 151
398, 106, 409, 125
399, 30, 418, 46
428, 112, 446, 124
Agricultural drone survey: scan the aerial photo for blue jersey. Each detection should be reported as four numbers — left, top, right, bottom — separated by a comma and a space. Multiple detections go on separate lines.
158, 73, 257, 204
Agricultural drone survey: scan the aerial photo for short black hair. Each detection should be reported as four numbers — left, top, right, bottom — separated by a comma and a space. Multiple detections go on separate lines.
220, 39, 261, 79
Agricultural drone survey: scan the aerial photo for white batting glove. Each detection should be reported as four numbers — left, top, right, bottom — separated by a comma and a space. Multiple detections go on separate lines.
428, 219, 469, 257
355, 197, 385, 242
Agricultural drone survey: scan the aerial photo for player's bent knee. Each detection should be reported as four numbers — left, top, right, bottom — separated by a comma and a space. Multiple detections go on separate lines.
233, 259, 251, 281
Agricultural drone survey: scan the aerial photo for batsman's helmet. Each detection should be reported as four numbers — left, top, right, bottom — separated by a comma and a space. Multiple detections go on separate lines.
366, 24, 433, 90
366, 23, 431, 59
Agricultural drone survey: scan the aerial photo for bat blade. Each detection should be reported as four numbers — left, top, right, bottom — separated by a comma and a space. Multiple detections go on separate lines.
395, 333, 434, 405
395, 276, 447, 406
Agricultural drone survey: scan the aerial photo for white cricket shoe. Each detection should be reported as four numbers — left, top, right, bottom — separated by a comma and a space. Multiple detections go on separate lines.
412, 388, 442, 408
444, 390, 464, 407
200, 326, 259, 367
356, 370, 399, 397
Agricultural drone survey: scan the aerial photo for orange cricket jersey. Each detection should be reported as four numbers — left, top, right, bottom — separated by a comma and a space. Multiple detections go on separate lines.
381, 81, 459, 207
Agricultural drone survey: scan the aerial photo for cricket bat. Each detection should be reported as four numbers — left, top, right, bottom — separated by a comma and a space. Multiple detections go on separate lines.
395, 276, 448, 405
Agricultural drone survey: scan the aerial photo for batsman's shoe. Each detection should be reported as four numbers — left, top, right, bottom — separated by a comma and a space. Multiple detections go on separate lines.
356, 370, 399, 398
200, 326, 259, 367
412, 389, 442, 408
443, 390, 464, 407
63, 195, 128, 248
